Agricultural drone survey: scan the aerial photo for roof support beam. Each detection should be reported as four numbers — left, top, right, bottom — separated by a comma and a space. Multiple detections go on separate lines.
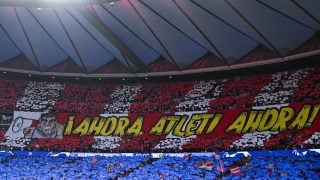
27, 8, 71, 61
290, 0, 320, 27
53, 8, 88, 73
172, 0, 229, 66
225, 0, 283, 57
65, 8, 134, 73
13, 7, 41, 71
99, 4, 163, 62
0, 24, 23, 55
0, 0, 120, 8
74, 5, 147, 72
190, 0, 261, 45
256, 0, 318, 31
128, 0, 181, 71
80, 6, 135, 73
138, 0, 210, 55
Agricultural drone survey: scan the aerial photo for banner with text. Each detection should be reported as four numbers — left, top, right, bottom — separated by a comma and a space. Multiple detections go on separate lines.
6, 101, 320, 140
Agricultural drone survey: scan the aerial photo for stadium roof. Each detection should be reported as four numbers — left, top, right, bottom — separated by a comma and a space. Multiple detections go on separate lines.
0, 0, 320, 77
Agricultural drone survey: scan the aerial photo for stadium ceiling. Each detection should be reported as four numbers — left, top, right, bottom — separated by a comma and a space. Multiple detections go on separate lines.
0, 0, 320, 77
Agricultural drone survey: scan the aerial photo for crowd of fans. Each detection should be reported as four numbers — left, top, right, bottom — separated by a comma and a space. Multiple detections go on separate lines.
54, 83, 116, 114
0, 80, 25, 111
0, 151, 319, 179
104, 84, 142, 114
0, 66, 318, 152
0, 66, 318, 114
210, 75, 270, 109
254, 68, 310, 106
176, 80, 221, 112
129, 82, 194, 113
0, 114, 12, 124
15, 82, 65, 112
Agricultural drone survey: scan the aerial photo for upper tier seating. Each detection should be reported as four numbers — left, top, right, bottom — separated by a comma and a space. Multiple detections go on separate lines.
210, 75, 271, 109
0, 65, 317, 114
54, 83, 116, 114
15, 82, 65, 112
0, 79, 26, 111
176, 80, 221, 112
29, 136, 94, 152
0, 65, 320, 152
104, 84, 142, 114
254, 68, 309, 106
129, 81, 194, 113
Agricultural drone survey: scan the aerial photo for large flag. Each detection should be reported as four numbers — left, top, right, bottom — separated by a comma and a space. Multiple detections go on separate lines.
216, 160, 225, 173
199, 161, 213, 171
229, 164, 242, 176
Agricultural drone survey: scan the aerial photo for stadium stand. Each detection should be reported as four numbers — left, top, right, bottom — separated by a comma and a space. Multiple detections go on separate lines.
129, 81, 194, 113
104, 84, 142, 114
0, 151, 319, 179
0, 80, 26, 111
209, 75, 271, 109
0, 65, 319, 153
15, 82, 65, 112
176, 80, 221, 112
29, 136, 94, 152
54, 83, 116, 114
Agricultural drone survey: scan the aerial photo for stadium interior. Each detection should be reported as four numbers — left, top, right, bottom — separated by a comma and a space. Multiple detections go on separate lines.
0, 0, 320, 179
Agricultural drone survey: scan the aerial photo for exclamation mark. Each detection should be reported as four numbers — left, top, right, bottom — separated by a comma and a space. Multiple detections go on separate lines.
305, 104, 320, 128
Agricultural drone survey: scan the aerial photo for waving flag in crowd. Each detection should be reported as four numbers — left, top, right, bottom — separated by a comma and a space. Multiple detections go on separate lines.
199, 161, 213, 171
90, 156, 98, 165
229, 164, 242, 176
216, 160, 225, 173
183, 153, 192, 161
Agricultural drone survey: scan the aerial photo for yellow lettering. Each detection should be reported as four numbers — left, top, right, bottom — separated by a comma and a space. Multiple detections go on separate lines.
185, 115, 198, 137
242, 110, 259, 133
173, 116, 188, 137
149, 116, 167, 135
64, 115, 75, 135
226, 112, 247, 134
163, 116, 180, 135
305, 104, 320, 128
72, 117, 91, 136
289, 105, 311, 130
206, 114, 223, 134
114, 117, 130, 137
87, 117, 105, 135
271, 107, 294, 131
100, 117, 117, 136
258, 108, 278, 131
126, 116, 144, 136
195, 114, 213, 135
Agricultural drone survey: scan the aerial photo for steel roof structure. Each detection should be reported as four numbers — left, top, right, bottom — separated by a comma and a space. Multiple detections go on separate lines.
0, 0, 319, 77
